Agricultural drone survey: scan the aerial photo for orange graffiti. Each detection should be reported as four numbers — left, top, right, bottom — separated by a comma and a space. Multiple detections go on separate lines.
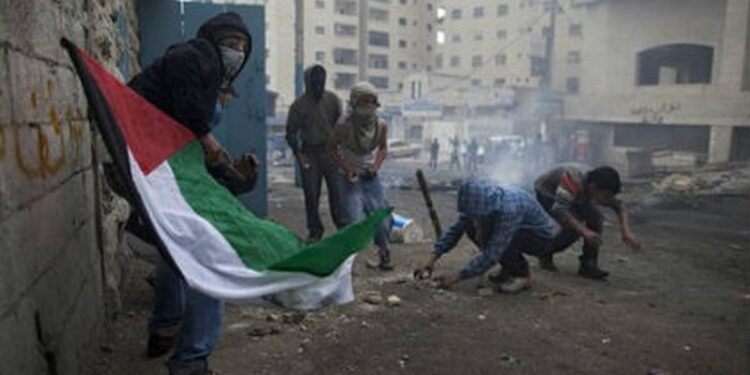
65, 106, 86, 168
15, 125, 41, 178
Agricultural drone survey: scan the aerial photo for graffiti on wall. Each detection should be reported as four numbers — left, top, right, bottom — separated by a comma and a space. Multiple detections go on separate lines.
630, 102, 682, 124
2, 80, 87, 179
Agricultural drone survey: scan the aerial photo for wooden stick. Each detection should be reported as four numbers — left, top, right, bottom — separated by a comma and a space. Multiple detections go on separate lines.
416, 169, 442, 239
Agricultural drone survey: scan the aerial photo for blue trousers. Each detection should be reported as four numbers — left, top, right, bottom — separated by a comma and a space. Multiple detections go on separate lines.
340, 174, 392, 254
149, 262, 223, 373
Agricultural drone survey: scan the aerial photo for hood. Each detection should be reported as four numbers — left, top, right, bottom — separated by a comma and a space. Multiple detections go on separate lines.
457, 180, 504, 218
303, 64, 327, 93
197, 12, 253, 88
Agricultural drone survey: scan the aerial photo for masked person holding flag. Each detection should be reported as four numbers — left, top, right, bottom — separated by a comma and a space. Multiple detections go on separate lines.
286, 65, 345, 242
126, 12, 255, 375
329, 82, 394, 270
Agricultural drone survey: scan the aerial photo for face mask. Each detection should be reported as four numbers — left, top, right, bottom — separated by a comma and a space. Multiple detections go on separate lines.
353, 105, 376, 116
219, 45, 245, 77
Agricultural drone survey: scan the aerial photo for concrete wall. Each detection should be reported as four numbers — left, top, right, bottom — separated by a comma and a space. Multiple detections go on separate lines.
0, 0, 136, 374
562, 0, 750, 127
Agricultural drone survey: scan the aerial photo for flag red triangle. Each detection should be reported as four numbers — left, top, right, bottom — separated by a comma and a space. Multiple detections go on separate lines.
78, 48, 195, 174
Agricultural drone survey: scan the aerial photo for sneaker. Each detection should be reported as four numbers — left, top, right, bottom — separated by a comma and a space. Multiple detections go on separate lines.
498, 277, 532, 294
538, 254, 558, 272
146, 332, 178, 358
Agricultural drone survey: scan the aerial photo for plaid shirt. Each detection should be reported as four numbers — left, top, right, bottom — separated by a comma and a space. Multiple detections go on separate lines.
433, 181, 557, 279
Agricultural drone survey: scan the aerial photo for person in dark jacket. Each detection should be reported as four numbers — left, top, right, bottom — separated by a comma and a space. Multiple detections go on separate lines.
285, 64, 345, 242
534, 165, 640, 280
127, 12, 254, 375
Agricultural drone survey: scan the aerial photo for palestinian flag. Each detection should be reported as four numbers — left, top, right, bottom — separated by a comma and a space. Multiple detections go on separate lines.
61, 39, 389, 309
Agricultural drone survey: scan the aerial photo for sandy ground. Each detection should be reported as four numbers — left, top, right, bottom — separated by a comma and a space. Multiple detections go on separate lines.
91, 164, 750, 375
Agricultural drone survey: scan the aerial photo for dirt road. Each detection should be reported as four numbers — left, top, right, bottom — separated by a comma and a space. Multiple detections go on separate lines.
93, 180, 749, 375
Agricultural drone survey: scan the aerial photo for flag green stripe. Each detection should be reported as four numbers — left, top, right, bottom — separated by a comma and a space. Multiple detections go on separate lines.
168, 141, 385, 275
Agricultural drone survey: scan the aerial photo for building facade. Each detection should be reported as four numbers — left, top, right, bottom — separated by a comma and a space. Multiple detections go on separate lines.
555, 0, 750, 173
266, 0, 438, 109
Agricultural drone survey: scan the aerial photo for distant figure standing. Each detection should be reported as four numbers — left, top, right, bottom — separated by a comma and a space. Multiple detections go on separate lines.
449, 136, 461, 171
286, 64, 345, 242
429, 138, 440, 170
468, 137, 479, 172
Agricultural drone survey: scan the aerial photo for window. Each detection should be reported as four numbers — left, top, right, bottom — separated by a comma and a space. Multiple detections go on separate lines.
637, 44, 713, 85
334, 23, 357, 37
334, 73, 357, 89
474, 31, 483, 41
400, 0, 406, 3
315, 0, 325, 8
399, 39, 407, 48
450, 56, 460, 67
569, 24, 582, 37
567, 51, 581, 64
435, 54, 443, 69
398, 61, 408, 70
427, 44, 433, 52
531, 56, 546, 76
333, 48, 358, 65
566, 77, 579, 94
427, 23, 433, 32
315, 51, 325, 62
472, 55, 483, 67
497, 30, 507, 40
451, 33, 461, 43
369, 76, 389, 89
451, 9, 462, 19
369, 8, 389, 22
368, 31, 390, 47
495, 54, 506, 65
413, 63, 418, 69
494, 78, 506, 86
399, 17, 407, 26
427, 3, 433, 11
368, 54, 389, 69
497, 4, 508, 16
334, 0, 357, 15
315, 26, 325, 35
471, 79, 481, 87
413, 20, 418, 26
473, 7, 484, 18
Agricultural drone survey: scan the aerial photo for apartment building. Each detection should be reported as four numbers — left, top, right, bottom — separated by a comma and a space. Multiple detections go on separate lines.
554, 0, 750, 172
265, 0, 438, 109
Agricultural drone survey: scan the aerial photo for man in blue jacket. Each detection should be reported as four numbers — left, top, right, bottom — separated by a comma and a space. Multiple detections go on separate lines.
414, 180, 557, 293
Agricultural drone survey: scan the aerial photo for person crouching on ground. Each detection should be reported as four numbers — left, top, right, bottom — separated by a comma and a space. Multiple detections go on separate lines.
328, 82, 394, 270
534, 165, 641, 280
413, 180, 557, 292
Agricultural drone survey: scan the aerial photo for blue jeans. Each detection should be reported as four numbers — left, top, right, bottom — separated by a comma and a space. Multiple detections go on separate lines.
340, 174, 392, 254
149, 262, 224, 373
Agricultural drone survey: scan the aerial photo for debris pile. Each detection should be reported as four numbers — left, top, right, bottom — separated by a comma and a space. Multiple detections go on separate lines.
654, 167, 750, 195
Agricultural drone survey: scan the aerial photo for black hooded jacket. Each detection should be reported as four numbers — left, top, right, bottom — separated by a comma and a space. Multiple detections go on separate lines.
129, 12, 252, 137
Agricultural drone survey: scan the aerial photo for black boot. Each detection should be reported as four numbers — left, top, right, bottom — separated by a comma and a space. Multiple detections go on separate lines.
538, 253, 558, 271
378, 251, 394, 271
578, 247, 609, 280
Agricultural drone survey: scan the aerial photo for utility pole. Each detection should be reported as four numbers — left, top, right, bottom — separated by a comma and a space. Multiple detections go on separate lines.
541, 0, 557, 90
358, 0, 369, 82
294, 0, 305, 98
294, 0, 304, 187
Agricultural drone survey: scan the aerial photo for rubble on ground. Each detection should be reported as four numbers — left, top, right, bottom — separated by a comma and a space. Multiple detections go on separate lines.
653, 167, 750, 195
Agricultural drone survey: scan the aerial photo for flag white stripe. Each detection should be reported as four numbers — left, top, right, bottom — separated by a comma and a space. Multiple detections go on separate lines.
128, 151, 354, 308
